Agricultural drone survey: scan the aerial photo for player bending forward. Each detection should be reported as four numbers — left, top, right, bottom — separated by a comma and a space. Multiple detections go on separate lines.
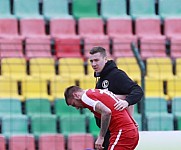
64, 86, 139, 150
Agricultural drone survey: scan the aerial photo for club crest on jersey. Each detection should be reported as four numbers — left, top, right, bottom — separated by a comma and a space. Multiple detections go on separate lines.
102, 80, 109, 88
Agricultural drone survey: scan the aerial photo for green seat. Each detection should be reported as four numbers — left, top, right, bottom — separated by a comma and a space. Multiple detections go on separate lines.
54, 98, 81, 118
43, 0, 72, 21
2, 115, 28, 139
59, 114, 86, 137
147, 114, 174, 131
72, 0, 99, 19
0, 98, 22, 118
0, 0, 15, 18
31, 115, 57, 138
172, 97, 181, 116
176, 116, 181, 130
158, 0, 181, 20
88, 114, 99, 137
25, 98, 51, 118
13, 0, 42, 19
133, 113, 142, 131
129, 0, 158, 20
101, 0, 129, 20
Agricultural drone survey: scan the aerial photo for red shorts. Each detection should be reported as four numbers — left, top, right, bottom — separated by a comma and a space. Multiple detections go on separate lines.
108, 128, 139, 150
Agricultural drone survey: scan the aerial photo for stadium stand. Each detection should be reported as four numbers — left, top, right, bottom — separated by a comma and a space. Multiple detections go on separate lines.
172, 97, 181, 130
100, 0, 129, 20
72, 0, 99, 19
175, 58, 181, 77
167, 78, 181, 99
42, 0, 72, 21
129, 0, 158, 20
67, 133, 94, 150
87, 114, 99, 137
0, 135, 5, 150
9, 135, 35, 150
13, 0, 43, 19
39, 134, 65, 150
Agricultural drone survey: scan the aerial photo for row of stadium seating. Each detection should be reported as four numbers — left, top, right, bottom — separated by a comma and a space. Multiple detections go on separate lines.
0, 133, 94, 150
1, 0, 181, 20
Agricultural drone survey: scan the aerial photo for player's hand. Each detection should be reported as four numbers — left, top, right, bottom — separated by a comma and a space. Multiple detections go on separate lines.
114, 100, 128, 111
95, 136, 104, 150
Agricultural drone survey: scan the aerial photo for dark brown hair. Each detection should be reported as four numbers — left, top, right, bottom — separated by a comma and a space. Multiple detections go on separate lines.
89, 46, 107, 57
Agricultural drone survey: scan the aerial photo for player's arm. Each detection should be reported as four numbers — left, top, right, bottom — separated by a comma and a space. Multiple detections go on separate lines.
94, 101, 112, 150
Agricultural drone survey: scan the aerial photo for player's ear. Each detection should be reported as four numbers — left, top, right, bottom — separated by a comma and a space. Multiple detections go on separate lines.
72, 92, 78, 99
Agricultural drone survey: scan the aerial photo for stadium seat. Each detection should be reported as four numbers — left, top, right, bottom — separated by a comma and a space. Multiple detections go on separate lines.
9, 135, 35, 150
50, 77, 76, 99
13, 0, 42, 19
88, 114, 99, 137
107, 18, 137, 58
25, 38, 52, 59
0, 38, 24, 58
20, 18, 49, 39
116, 57, 141, 84
78, 76, 96, 89
0, 0, 15, 18
0, 78, 23, 100
68, 133, 94, 150
59, 114, 86, 137
1, 58, 27, 80
176, 116, 181, 130
144, 78, 166, 98
58, 57, 86, 79
172, 97, 181, 116
21, 77, 53, 101
129, 0, 158, 20
50, 18, 82, 58
39, 134, 65, 150
0, 18, 21, 39
169, 38, 181, 59
25, 98, 51, 118
0, 98, 22, 118
145, 57, 174, 81
164, 18, 181, 39
31, 115, 57, 138
133, 113, 142, 130
54, 98, 81, 118
43, 0, 72, 21
1, 115, 29, 138
167, 78, 181, 99
176, 58, 181, 77
72, 0, 99, 19
0, 135, 5, 150
100, 0, 129, 20
29, 58, 56, 80
158, 0, 181, 20
146, 114, 174, 131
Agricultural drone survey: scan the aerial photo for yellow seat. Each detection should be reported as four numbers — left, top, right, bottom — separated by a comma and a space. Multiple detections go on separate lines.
21, 77, 53, 101
145, 77, 167, 99
58, 58, 85, 80
1, 58, 28, 80
79, 76, 96, 89
167, 77, 181, 99
50, 77, 75, 99
29, 58, 57, 80
146, 57, 175, 81
116, 57, 141, 83
0, 77, 23, 101
175, 58, 181, 77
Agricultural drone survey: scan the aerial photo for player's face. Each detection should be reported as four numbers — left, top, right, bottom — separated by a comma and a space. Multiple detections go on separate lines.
69, 98, 84, 109
89, 52, 107, 73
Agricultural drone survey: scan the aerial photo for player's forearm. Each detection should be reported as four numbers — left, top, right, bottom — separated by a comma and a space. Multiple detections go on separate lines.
99, 112, 111, 138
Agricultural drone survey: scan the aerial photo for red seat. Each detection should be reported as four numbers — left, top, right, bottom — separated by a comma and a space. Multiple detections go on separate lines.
0, 38, 24, 58
107, 18, 137, 58
50, 18, 81, 58
20, 18, 50, 39
9, 135, 35, 150
140, 37, 167, 60
164, 18, 181, 39
39, 134, 65, 150
0, 135, 5, 150
78, 18, 110, 58
25, 38, 52, 59
68, 133, 94, 150
0, 18, 21, 39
